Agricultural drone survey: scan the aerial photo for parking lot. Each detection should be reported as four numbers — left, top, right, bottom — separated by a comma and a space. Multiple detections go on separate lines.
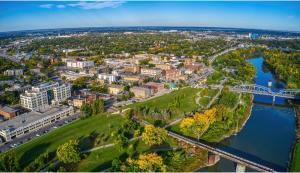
0, 110, 83, 154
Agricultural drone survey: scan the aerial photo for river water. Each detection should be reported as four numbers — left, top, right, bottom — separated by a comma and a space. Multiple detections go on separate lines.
198, 57, 296, 172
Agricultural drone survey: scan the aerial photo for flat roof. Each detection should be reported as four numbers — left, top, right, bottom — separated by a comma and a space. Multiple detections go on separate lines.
108, 84, 124, 89
0, 105, 71, 132
144, 82, 163, 87
0, 106, 18, 113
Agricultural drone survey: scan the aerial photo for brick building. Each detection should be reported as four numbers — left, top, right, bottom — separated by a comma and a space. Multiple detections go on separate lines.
141, 68, 162, 77
0, 106, 19, 119
130, 86, 151, 99
71, 94, 97, 108
156, 63, 173, 70
166, 70, 180, 80
124, 65, 140, 74
143, 82, 164, 93
184, 63, 204, 71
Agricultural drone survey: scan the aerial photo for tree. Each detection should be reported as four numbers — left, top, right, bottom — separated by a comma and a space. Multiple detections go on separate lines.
56, 140, 81, 163
129, 91, 135, 97
80, 103, 92, 117
137, 153, 166, 172
57, 166, 67, 172
91, 80, 97, 88
91, 98, 105, 116
121, 94, 126, 101
142, 125, 167, 146
127, 144, 134, 157
124, 109, 131, 119
48, 163, 56, 172
75, 69, 79, 73
0, 152, 21, 172
62, 76, 66, 82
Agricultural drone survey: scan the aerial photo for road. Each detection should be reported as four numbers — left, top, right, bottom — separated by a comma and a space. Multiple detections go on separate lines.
0, 110, 83, 154
208, 47, 238, 71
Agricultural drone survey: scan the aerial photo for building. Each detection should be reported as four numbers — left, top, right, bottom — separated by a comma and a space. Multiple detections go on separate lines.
0, 81, 14, 86
184, 59, 196, 64
141, 68, 162, 77
0, 106, 19, 119
5, 84, 31, 93
72, 94, 97, 108
123, 75, 148, 85
156, 63, 173, 70
48, 57, 58, 63
89, 66, 110, 74
130, 86, 151, 99
0, 105, 73, 141
61, 72, 94, 81
198, 79, 207, 84
98, 73, 116, 84
143, 82, 164, 93
184, 63, 204, 71
192, 55, 203, 60
108, 84, 124, 95
67, 61, 95, 69
166, 70, 180, 80
20, 82, 71, 111
124, 65, 140, 74
185, 69, 193, 75
4, 69, 24, 76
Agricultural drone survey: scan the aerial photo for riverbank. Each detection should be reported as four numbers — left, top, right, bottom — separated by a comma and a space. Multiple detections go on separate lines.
201, 93, 253, 143
288, 104, 300, 172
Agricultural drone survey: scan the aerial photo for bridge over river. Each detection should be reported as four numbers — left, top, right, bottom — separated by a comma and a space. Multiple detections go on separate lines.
131, 117, 276, 173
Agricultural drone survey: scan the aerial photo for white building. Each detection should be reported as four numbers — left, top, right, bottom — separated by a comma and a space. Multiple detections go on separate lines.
0, 105, 74, 141
98, 73, 116, 84
67, 61, 95, 69
20, 82, 71, 111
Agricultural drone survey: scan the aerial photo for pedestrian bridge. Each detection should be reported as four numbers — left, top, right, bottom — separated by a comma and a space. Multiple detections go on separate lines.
230, 84, 300, 100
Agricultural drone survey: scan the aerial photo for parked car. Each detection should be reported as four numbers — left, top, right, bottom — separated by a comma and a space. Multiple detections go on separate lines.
53, 126, 58, 129
58, 124, 62, 126
36, 134, 41, 137
25, 138, 30, 141
72, 118, 77, 120
17, 142, 22, 145
10, 144, 15, 148
4, 142, 9, 145
55, 121, 59, 123
36, 128, 40, 131
45, 130, 49, 133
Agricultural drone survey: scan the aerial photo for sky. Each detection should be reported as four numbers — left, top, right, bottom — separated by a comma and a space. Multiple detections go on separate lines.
0, 1, 300, 32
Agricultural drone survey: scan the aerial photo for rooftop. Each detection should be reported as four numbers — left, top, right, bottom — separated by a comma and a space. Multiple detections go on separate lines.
130, 86, 150, 91
0, 106, 18, 114
0, 105, 71, 132
143, 82, 163, 87
108, 84, 124, 89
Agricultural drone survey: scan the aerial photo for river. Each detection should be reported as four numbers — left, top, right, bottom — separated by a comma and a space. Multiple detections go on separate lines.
198, 57, 296, 172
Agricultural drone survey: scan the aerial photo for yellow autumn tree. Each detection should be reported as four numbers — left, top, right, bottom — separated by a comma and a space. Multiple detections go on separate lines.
180, 107, 216, 140
137, 153, 166, 172
142, 125, 167, 146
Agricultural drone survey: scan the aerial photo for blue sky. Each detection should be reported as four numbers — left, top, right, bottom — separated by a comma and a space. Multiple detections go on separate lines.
0, 1, 299, 32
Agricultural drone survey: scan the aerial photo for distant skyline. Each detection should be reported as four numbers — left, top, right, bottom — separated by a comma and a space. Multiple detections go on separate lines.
0, 1, 299, 32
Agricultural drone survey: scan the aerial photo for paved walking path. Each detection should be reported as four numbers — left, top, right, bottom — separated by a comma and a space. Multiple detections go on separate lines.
164, 118, 183, 128
205, 88, 221, 110
195, 91, 204, 108
231, 93, 242, 111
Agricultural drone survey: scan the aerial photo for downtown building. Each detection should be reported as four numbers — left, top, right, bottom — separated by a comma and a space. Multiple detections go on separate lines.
20, 82, 71, 111
67, 60, 95, 69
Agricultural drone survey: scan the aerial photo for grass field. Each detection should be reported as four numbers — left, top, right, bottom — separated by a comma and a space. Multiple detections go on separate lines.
123, 87, 202, 125
297, 83, 300, 89
199, 97, 211, 108
59, 138, 179, 172
290, 139, 300, 172
5, 113, 125, 168
206, 89, 217, 97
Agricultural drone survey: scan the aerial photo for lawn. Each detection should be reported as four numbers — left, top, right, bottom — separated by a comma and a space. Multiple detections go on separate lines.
5, 113, 125, 168
297, 83, 300, 89
59, 138, 179, 172
123, 87, 202, 125
206, 89, 217, 97
199, 97, 211, 108
290, 139, 300, 172
210, 99, 220, 108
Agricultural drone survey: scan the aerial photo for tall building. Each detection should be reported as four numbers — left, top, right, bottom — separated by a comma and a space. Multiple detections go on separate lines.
98, 73, 117, 83
67, 61, 94, 69
20, 82, 71, 111
141, 68, 162, 77
124, 65, 140, 74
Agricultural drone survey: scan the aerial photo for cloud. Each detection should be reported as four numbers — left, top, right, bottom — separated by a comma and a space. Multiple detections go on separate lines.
57, 5, 66, 8
68, 1, 125, 9
39, 4, 53, 8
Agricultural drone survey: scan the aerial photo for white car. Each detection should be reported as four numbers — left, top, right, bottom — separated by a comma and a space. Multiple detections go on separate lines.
53, 126, 58, 129
36, 128, 40, 131
36, 134, 41, 137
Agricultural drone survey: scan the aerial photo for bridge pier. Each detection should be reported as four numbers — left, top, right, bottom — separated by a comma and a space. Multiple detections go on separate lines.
178, 140, 184, 146
273, 96, 275, 106
236, 163, 246, 173
208, 153, 220, 166
193, 146, 199, 153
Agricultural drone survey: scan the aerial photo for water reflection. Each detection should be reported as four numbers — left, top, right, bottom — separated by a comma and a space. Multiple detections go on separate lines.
196, 57, 295, 172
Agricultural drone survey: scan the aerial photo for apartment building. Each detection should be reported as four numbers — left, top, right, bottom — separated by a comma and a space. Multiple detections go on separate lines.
20, 82, 71, 111
141, 68, 162, 77
156, 63, 172, 70
72, 94, 97, 108
184, 63, 204, 71
124, 65, 140, 74
98, 73, 116, 84
4, 69, 24, 76
108, 84, 124, 95
143, 82, 164, 93
67, 60, 95, 69
130, 86, 151, 99
166, 70, 180, 80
